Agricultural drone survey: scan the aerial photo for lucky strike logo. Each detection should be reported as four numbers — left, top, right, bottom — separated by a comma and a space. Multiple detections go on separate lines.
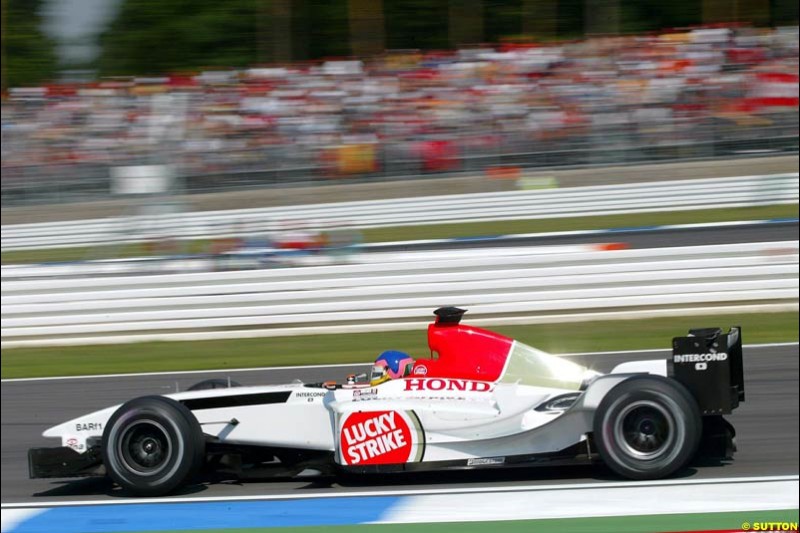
340, 411, 412, 466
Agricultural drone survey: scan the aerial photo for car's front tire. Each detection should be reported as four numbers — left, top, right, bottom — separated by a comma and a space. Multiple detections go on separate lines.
102, 396, 205, 496
593, 375, 701, 480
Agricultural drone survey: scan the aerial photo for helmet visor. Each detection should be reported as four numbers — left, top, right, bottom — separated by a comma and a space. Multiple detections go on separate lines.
372, 357, 415, 380
370, 364, 388, 383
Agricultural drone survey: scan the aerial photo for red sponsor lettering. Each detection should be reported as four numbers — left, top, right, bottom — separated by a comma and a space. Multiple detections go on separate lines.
404, 378, 494, 392
448, 380, 466, 391
427, 378, 446, 390
340, 411, 412, 465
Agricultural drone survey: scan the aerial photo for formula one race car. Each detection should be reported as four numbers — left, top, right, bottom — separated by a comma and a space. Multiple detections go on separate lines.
29, 308, 745, 496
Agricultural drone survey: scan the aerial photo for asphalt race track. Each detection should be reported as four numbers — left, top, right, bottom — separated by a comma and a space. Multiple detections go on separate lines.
366, 221, 799, 252
1, 345, 797, 504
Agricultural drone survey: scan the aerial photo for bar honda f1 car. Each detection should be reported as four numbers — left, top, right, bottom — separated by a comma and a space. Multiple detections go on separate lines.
29, 308, 744, 495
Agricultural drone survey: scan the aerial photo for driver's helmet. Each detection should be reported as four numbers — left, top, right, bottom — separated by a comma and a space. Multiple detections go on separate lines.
370, 350, 414, 385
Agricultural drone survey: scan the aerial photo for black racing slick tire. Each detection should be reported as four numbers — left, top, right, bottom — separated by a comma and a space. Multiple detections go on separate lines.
593, 375, 702, 480
102, 396, 205, 496
187, 378, 242, 391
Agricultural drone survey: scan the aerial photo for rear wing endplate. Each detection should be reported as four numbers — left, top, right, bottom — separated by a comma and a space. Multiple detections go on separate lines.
669, 326, 744, 415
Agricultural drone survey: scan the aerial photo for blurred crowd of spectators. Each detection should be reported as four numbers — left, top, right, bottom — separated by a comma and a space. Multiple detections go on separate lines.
2, 24, 798, 197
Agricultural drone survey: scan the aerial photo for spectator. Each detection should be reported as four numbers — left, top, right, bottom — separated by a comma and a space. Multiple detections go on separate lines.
2, 24, 797, 200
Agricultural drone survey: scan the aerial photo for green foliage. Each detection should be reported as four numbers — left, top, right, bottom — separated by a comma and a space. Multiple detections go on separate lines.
555, 0, 585, 38
774, 0, 799, 25
2, 0, 794, 84
2, 0, 58, 88
93, 0, 795, 75
384, 0, 451, 50
305, 0, 350, 59
484, 0, 522, 42
96, 0, 259, 76
621, 0, 701, 34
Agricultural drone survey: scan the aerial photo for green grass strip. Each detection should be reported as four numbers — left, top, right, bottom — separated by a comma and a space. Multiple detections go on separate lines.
131, 508, 800, 533
0, 240, 211, 265
3, 204, 797, 264
3, 312, 797, 379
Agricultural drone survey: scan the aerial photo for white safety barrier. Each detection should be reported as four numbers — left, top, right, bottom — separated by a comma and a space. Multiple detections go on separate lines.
0, 243, 608, 280
2, 241, 797, 348
2, 173, 797, 251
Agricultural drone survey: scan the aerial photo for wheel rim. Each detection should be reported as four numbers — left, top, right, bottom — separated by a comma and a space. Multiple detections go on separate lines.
614, 400, 675, 460
118, 420, 172, 475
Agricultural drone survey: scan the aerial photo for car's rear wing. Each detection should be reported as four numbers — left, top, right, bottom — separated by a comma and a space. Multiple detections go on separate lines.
669, 326, 744, 415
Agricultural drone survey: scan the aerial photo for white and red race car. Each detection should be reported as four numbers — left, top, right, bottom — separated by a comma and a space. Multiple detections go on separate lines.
29, 308, 744, 496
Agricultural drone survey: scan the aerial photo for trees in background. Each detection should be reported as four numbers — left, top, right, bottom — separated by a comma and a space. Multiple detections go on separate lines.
1, 0, 57, 89
95, 0, 259, 76
2, 0, 798, 85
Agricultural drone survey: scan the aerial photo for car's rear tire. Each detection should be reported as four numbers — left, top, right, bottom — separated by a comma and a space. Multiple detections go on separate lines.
187, 378, 241, 391
593, 375, 701, 480
102, 396, 205, 496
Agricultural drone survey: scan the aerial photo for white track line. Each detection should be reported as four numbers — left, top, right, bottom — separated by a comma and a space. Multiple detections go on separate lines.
379, 478, 798, 524
0, 509, 45, 532
2, 343, 796, 383
2, 475, 796, 509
